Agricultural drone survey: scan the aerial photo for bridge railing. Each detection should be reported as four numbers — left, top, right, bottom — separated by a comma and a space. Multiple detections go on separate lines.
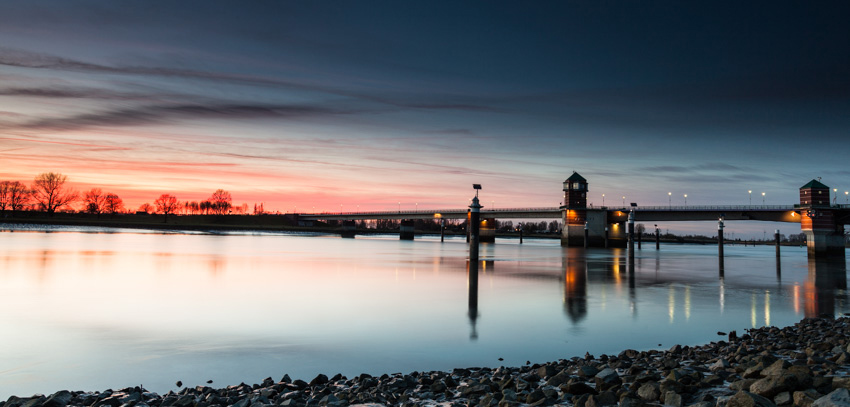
618, 205, 796, 211
299, 207, 562, 216
298, 205, 804, 216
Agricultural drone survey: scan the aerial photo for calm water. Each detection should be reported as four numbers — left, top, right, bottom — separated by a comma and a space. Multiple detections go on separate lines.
0, 225, 847, 398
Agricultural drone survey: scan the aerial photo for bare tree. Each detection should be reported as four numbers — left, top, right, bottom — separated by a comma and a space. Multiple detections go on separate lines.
32, 172, 78, 214
83, 188, 105, 215
0, 181, 32, 213
209, 189, 232, 214
103, 193, 124, 215
138, 203, 154, 214
154, 194, 179, 222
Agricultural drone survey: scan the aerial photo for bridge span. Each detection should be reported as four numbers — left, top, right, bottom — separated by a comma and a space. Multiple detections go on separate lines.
296, 172, 847, 259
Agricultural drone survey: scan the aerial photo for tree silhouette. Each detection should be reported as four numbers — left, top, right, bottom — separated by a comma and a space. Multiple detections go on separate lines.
103, 193, 124, 215
0, 181, 32, 213
83, 188, 105, 215
209, 189, 232, 214
138, 203, 154, 214
154, 194, 179, 222
33, 172, 78, 214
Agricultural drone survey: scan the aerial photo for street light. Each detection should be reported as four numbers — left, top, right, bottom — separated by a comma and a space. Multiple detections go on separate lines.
416, 203, 418, 211
684, 194, 688, 206
761, 192, 765, 205
622, 196, 625, 207
834, 188, 838, 205
748, 190, 752, 206
398, 202, 400, 213
846, 191, 849, 204
602, 194, 605, 206
668, 192, 672, 208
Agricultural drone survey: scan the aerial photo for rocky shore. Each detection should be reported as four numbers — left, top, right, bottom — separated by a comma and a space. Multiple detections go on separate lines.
5, 318, 850, 407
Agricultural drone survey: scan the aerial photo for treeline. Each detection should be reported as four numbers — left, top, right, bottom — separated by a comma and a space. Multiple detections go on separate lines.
0, 172, 246, 217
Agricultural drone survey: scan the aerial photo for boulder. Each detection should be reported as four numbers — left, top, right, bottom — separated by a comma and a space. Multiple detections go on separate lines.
793, 390, 822, 407
726, 391, 777, 407
638, 383, 661, 402
812, 389, 850, 407
43, 391, 73, 407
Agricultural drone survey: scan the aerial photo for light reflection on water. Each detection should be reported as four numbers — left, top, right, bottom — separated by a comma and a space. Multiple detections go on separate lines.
0, 227, 846, 398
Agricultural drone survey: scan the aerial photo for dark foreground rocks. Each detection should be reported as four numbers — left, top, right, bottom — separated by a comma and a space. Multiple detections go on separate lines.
5, 318, 850, 407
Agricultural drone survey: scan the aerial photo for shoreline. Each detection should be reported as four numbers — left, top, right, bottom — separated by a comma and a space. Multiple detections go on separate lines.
4, 317, 850, 407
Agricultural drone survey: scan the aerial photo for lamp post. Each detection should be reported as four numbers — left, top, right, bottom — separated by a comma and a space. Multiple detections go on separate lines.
398, 202, 400, 213
846, 191, 849, 204
834, 188, 838, 205
684, 194, 688, 206
622, 196, 625, 207
748, 190, 752, 206
416, 202, 418, 211
602, 194, 605, 206
761, 192, 765, 205
668, 192, 672, 208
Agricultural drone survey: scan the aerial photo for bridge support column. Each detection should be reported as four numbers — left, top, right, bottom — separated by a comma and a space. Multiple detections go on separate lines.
479, 218, 496, 243
400, 219, 415, 240
802, 209, 845, 259
340, 220, 356, 238
562, 208, 625, 248
775, 229, 781, 257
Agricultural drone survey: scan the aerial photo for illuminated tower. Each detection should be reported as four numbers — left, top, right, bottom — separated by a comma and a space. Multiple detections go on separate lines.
563, 172, 588, 208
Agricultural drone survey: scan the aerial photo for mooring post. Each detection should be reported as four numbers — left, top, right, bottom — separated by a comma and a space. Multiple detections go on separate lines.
628, 210, 635, 259
469, 194, 481, 300
718, 217, 725, 258
519, 227, 523, 244
604, 226, 609, 249
638, 228, 642, 250
655, 224, 660, 250
440, 218, 445, 242
583, 221, 589, 249
774, 229, 780, 257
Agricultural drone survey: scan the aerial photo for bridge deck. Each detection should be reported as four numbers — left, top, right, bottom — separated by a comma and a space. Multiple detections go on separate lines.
298, 205, 808, 223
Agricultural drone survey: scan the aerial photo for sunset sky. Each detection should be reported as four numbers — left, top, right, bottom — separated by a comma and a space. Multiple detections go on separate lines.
1, 1, 848, 214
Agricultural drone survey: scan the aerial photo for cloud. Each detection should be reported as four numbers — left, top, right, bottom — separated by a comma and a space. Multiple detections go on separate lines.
8, 103, 356, 132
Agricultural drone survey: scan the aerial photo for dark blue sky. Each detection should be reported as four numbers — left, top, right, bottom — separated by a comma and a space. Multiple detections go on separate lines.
1, 1, 848, 222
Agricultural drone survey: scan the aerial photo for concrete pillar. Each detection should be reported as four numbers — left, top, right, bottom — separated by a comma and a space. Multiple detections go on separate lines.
479, 218, 496, 243
604, 226, 609, 249
399, 219, 415, 240
468, 196, 481, 326
340, 220, 356, 238
440, 219, 445, 242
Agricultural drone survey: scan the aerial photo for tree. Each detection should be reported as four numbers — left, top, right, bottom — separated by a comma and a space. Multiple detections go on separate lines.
103, 193, 124, 214
32, 172, 78, 214
138, 203, 154, 214
0, 181, 31, 213
209, 189, 232, 214
154, 194, 179, 222
83, 188, 105, 215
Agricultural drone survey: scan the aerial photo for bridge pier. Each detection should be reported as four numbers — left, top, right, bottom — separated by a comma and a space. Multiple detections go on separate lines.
399, 219, 415, 240
480, 218, 496, 243
562, 208, 626, 248
340, 220, 356, 238
799, 180, 847, 259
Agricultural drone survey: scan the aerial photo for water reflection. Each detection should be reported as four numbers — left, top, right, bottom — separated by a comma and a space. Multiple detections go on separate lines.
804, 259, 847, 318
562, 249, 587, 324
467, 260, 479, 340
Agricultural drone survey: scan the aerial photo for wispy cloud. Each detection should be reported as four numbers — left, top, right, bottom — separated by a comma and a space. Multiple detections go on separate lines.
6, 102, 357, 132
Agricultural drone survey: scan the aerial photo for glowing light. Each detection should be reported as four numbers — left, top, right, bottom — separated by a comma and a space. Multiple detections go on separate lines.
668, 286, 675, 323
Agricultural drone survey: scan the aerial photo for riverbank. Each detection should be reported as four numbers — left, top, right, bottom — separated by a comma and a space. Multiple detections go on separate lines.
4, 317, 850, 407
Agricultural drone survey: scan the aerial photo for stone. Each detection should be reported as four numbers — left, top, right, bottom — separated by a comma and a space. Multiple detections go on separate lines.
566, 381, 598, 395
731, 380, 758, 392
664, 391, 683, 407
793, 390, 822, 407
763, 361, 792, 378
750, 374, 801, 399
726, 391, 777, 407
775, 392, 792, 406
811, 389, 850, 407
833, 378, 850, 391
546, 372, 570, 387
638, 383, 661, 402
43, 391, 73, 407
537, 365, 557, 379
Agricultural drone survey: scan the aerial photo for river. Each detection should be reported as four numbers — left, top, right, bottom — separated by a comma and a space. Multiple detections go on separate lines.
0, 225, 846, 398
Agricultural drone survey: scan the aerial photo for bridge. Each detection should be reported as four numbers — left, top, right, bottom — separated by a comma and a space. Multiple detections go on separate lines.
295, 173, 848, 259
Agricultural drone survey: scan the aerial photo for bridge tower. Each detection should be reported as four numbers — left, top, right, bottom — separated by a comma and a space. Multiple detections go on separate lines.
799, 179, 845, 258
563, 172, 588, 208
560, 172, 625, 247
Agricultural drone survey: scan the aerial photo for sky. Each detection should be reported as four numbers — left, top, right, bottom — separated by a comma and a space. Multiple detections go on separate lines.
1, 1, 849, 220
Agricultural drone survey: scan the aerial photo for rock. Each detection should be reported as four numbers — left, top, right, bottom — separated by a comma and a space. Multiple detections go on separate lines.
811, 389, 850, 407
175, 381, 182, 388
726, 391, 777, 407
310, 374, 329, 387
731, 380, 758, 392
526, 389, 547, 404
595, 368, 622, 390
712, 359, 732, 372
794, 390, 822, 407
774, 392, 792, 406
664, 391, 683, 407
638, 383, 661, 401
546, 371, 570, 387
750, 374, 801, 399
537, 365, 557, 378
43, 391, 73, 407
833, 378, 850, 391
566, 380, 598, 395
